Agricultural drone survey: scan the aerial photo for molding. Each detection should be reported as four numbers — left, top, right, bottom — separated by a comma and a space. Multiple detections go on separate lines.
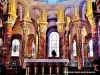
57, 21, 65, 24
39, 22, 48, 25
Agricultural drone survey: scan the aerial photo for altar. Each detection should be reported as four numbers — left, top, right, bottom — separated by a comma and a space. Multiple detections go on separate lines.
24, 59, 69, 75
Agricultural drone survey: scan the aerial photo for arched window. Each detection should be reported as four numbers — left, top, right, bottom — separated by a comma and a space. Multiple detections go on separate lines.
11, 39, 20, 57
0, 38, 3, 46
32, 40, 35, 56
72, 40, 77, 56
48, 32, 59, 57
89, 39, 94, 57
0, 18, 2, 27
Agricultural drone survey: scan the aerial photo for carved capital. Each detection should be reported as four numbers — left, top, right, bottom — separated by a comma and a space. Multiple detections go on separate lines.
57, 22, 65, 33
39, 22, 47, 33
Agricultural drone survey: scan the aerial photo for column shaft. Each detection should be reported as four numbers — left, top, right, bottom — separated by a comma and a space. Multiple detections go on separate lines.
50, 66, 52, 75
34, 66, 37, 75
42, 66, 44, 75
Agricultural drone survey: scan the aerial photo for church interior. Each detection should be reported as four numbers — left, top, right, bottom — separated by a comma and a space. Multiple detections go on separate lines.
0, 0, 100, 75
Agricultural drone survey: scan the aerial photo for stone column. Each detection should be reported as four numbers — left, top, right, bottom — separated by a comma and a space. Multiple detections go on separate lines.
42, 63, 44, 75
21, 24, 29, 57
34, 63, 38, 75
56, 63, 60, 75
86, 0, 93, 15
64, 62, 68, 75
57, 22, 65, 58
86, 0, 97, 58
98, 19, 100, 57
65, 30, 70, 59
25, 63, 30, 75
77, 24, 82, 70
57, 7, 65, 58
86, 0, 96, 38
6, 0, 17, 67
49, 63, 52, 75
34, 66, 37, 75
73, 20, 82, 70
27, 66, 30, 75
26, 66, 28, 75
20, 19, 30, 68
38, 22, 47, 58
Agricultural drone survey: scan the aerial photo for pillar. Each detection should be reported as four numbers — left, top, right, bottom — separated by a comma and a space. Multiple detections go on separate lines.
26, 66, 28, 75
38, 10, 47, 58
56, 63, 60, 75
42, 63, 45, 75
73, 5, 83, 69
20, 18, 31, 68
6, 0, 17, 67
34, 63, 38, 75
7, 0, 17, 40
25, 63, 30, 75
98, 19, 100, 57
57, 7, 65, 58
86, 0, 97, 58
21, 6, 31, 59
38, 22, 47, 58
64, 62, 68, 75
65, 30, 70, 59
76, 22, 82, 70
50, 66, 52, 75
35, 33, 39, 58
72, 20, 82, 70
21, 24, 29, 57
86, 0, 93, 17
65, 17, 71, 59
49, 63, 52, 75
57, 22, 65, 58
34, 66, 37, 75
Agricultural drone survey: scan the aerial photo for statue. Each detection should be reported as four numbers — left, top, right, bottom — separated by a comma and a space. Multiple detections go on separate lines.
52, 50, 56, 57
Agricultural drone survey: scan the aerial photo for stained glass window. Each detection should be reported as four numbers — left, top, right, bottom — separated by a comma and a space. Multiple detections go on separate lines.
11, 39, 20, 57
32, 40, 35, 55
89, 39, 94, 57
48, 32, 59, 57
73, 40, 77, 56
0, 38, 3, 46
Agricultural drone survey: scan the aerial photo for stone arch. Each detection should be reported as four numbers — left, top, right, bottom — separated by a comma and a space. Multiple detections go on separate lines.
47, 9, 57, 18
56, 4, 75, 21
30, 5, 43, 20
46, 5, 57, 13
10, 34, 23, 66
64, 4, 75, 19
28, 20, 37, 35
70, 24, 77, 39
30, 8, 41, 21
12, 19, 23, 35
61, 4, 75, 12
17, 1, 26, 18
17, 2, 23, 19
46, 6, 58, 19
79, 0, 86, 19
27, 34, 36, 57
84, 16, 92, 34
